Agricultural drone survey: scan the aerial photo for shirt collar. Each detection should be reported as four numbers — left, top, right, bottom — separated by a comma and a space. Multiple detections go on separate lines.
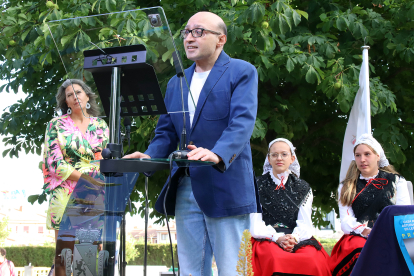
270, 170, 290, 186
359, 170, 379, 181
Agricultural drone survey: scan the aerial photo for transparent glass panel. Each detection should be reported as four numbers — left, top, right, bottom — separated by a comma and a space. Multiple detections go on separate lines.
46, 7, 193, 119
141, 158, 215, 168
55, 173, 139, 276
91, 158, 215, 168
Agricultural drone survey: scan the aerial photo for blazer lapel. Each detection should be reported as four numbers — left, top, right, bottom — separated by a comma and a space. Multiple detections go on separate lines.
183, 64, 195, 139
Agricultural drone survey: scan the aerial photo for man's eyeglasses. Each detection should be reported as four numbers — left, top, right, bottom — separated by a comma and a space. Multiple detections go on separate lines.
268, 152, 290, 160
180, 28, 221, 39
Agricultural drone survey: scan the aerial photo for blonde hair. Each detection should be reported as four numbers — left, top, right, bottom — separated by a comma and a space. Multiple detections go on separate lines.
339, 144, 398, 206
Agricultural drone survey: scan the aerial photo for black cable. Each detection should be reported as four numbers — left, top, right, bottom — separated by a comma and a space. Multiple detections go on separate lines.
123, 117, 131, 155
179, 77, 187, 151
124, 135, 131, 155
144, 176, 149, 276
122, 213, 126, 276
163, 152, 177, 276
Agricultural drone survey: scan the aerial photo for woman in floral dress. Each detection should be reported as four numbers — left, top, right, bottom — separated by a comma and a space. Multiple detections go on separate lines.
42, 79, 109, 238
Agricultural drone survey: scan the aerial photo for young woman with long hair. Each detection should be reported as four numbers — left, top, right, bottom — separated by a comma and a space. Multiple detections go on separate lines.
330, 134, 411, 275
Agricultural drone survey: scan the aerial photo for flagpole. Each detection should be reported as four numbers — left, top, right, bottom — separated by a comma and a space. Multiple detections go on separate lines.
361, 45, 371, 132
339, 44, 372, 182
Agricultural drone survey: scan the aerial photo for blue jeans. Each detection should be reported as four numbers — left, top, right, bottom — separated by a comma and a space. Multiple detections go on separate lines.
175, 176, 250, 276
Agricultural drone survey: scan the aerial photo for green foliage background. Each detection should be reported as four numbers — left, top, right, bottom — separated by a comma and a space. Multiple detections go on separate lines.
0, 217, 11, 245
1, 0, 413, 225
3, 241, 340, 266
3, 246, 55, 266
3, 244, 177, 267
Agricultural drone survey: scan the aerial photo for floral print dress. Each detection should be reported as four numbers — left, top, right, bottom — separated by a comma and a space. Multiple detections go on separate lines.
42, 114, 109, 230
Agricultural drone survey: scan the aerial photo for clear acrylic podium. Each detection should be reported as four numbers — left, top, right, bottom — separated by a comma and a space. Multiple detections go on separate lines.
55, 173, 139, 276
54, 160, 212, 276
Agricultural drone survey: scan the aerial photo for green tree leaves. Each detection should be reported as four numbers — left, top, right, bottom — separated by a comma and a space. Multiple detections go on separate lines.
247, 2, 265, 24
286, 57, 294, 72
1, 0, 414, 225
336, 16, 349, 31
305, 66, 318, 84
0, 217, 11, 245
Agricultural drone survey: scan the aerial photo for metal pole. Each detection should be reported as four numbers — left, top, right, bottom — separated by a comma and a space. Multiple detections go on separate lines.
109, 67, 121, 144
144, 176, 149, 276
361, 45, 371, 132
122, 213, 126, 276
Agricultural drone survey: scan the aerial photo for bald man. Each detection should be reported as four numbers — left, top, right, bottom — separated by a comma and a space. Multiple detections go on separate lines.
127, 12, 259, 275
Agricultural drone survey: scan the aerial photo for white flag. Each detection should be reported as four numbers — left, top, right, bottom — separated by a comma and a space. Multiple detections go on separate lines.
339, 46, 371, 182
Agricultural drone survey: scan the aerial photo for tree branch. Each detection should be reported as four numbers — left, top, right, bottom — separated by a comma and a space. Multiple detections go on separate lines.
251, 143, 268, 156
295, 118, 334, 145
385, 67, 414, 82
400, 121, 414, 129
312, 137, 342, 148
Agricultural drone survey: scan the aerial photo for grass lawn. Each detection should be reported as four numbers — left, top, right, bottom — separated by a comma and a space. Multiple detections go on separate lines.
318, 238, 339, 256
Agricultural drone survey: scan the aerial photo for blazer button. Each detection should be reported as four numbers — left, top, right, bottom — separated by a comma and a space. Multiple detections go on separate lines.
233, 154, 236, 157
189, 141, 194, 145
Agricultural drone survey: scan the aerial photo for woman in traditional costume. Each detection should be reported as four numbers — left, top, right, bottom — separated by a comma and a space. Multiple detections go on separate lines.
330, 134, 410, 275
250, 138, 331, 276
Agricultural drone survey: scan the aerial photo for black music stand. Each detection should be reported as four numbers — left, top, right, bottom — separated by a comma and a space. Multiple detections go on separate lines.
83, 44, 169, 276
84, 45, 167, 118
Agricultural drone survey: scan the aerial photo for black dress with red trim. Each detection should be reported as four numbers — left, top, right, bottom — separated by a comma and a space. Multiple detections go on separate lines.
330, 170, 397, 276
252, 172, 331, 276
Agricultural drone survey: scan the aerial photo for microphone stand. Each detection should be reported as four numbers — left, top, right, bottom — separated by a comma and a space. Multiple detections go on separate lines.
164, 51, 188, 276
172, 52, 189, 160
123, 117, 131, 155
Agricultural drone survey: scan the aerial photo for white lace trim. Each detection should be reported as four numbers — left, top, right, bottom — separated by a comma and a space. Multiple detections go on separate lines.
269, 170, 290, 186
359, 171, 379, 181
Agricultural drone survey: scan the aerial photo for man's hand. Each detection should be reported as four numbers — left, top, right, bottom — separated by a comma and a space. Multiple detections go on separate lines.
123, 151, 151, 159
187, 145, 222, 164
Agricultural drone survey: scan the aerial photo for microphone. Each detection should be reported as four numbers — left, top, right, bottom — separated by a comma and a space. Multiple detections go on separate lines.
124, 117, 131, 134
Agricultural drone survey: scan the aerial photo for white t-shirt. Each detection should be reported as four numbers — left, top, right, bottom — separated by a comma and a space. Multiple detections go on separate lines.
188, 70, 211, 126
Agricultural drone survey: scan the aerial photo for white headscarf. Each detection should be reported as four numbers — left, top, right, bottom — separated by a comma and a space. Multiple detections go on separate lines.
263, 138, 300, 177
354, 134, 390, 168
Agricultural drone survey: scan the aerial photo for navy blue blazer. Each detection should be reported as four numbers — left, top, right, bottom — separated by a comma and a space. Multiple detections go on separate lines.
145, 51, 259, 218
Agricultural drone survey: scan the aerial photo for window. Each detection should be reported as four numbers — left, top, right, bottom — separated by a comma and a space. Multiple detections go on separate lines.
38, 226, 44, 234
161, 234, 167, 240
23, 226, 29, 233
